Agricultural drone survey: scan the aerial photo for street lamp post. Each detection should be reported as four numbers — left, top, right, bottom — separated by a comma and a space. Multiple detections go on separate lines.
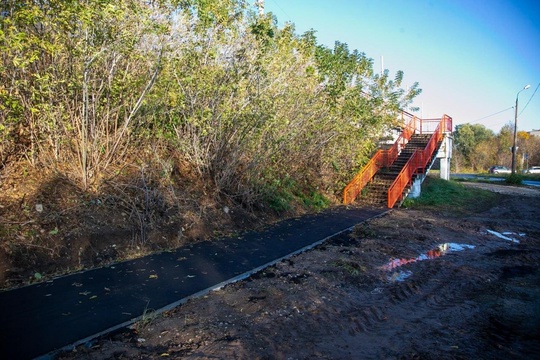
511, 84, 531, 174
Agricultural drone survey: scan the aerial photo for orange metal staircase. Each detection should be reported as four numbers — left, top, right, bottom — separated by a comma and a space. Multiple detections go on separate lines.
343, 112, 452, 208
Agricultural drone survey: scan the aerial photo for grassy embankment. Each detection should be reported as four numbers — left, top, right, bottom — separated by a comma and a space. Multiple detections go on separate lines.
403, 176, 500, 215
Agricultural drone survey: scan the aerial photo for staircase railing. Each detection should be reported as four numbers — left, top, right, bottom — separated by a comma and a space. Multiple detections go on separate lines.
343, 111, 419, 204
387, 114, 452, 208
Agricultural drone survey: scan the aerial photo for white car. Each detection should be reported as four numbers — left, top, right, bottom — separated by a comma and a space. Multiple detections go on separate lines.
489, 166, 511, 174
526, 166, 540, 174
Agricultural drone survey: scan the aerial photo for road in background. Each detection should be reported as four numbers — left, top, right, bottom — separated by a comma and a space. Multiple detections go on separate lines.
451, 174, 540, 187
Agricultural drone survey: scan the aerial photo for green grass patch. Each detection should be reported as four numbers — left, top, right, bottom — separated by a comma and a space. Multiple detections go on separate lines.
263, 176, 330, 213
505, 173, 522, 185
300, 191, 330, 210
453, 176, 503, 185
523, 174, 540, 181
402, 177, 499, 215
265, 188, 294, 212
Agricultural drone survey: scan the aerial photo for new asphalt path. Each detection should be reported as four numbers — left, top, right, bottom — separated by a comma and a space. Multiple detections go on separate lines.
0, 206, 386, 359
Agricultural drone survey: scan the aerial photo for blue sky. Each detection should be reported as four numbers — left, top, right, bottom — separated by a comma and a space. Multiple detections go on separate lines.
263, 0, 540, 133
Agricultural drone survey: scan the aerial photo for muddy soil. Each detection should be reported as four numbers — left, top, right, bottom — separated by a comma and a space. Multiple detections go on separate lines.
0, 165, 274, 289
59, 183, 540, 360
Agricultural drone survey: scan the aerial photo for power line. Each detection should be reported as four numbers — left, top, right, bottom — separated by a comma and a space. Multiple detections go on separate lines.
470, 106, 513, 124
519, 82, 540, 116
269, 0, 292, 20
468, 83, 539, 127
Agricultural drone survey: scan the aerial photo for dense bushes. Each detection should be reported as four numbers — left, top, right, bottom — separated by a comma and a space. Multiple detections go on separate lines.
0, 0, 420, 209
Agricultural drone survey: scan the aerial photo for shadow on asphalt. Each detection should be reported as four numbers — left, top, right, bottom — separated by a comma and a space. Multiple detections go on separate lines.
0, 206, 386, 360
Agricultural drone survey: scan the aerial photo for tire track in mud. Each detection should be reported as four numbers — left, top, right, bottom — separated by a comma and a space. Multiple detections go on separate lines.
57, 192, 540, 360
345, 305, 387, 334
486, 247, 540, 265
479, 243, 540, 359
337, 245, 511, 359
421, 265, 497, 310
348, 219, 540, 358
162, 230, 540, 359
345, 235, 540, 358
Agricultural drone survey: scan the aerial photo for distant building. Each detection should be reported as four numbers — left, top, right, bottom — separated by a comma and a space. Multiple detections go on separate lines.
528, 129, 540, 137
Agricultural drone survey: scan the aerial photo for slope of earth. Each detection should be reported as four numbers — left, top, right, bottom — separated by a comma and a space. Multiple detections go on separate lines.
0, 163, 284, 289
59, 183, 540, 360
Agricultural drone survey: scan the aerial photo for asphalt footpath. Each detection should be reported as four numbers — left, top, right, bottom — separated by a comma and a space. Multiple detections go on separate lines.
0, 206, 386, 359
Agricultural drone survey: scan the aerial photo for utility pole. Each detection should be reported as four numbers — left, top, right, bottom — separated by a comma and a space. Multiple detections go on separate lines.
511, 84, 530, 174
256, 0, 264, 16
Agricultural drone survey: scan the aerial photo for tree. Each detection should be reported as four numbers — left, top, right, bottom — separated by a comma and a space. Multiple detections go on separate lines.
1, 0, 423, 208
494, 124, 514, 169
0, 0, 169, 187
453, 124, 495, 171
519, 131, 540, 170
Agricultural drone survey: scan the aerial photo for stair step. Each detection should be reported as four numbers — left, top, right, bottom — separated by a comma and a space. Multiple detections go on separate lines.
347, 130, 444, 208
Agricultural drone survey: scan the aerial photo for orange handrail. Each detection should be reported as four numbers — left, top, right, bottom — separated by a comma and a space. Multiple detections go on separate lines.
387, 115, 451, 207
387, 150, 420, 208
342, 111, 419, 204
342, 151, 384, 204
343, 113, 452, 206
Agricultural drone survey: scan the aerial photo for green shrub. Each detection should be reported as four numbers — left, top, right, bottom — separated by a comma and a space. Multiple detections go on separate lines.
505, 173, 522, 185
301, 191, 330, 210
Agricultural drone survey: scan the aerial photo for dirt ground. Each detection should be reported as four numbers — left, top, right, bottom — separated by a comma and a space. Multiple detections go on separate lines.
0, 164, 272, 289
56, 182, 540, 360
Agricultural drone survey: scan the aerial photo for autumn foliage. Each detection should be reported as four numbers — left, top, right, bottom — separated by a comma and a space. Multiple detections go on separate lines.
0, 0, 421, 207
